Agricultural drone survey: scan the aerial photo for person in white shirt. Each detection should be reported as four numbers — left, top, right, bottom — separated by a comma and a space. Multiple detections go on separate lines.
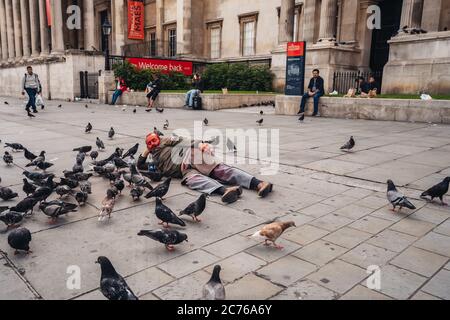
21, 66, 42, 113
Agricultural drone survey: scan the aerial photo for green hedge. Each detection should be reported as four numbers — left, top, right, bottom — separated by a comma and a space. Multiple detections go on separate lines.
203, 63, 274, 91
112, 61, 190, 91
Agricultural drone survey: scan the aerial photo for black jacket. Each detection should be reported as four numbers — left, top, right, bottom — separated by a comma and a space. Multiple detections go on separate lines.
307, 76, 324, 94
192, 78, 204, 93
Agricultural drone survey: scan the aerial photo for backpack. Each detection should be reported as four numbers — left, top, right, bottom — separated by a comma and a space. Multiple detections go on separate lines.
192, 95, 203, 110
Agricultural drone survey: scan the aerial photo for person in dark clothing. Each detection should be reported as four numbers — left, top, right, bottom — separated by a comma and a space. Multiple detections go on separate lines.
368, 75, 379, 92
146, 74, 162, 111
21, 66, 42, 113
356, 76, 370, 95
298, 69, 325, 117
184, 74, 204, 108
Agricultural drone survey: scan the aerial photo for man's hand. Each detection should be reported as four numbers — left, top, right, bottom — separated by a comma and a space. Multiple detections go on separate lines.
308, 91, 315, 97
199, 143, 214, 156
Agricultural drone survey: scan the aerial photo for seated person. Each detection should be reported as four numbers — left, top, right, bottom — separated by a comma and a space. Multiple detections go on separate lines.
137, 133, 273, 204
367, 75, 379, 98
298, 69, 324, 117
110, 77, 128, 105
146, 74, 162, 111
184, 73, 204, 108
357, 76, 371, 97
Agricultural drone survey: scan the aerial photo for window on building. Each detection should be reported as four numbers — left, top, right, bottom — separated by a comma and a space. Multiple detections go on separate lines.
168, 28, 177, 57
242, 21, 256, 56
210, 26, 221, 59
150, 32, 157, 56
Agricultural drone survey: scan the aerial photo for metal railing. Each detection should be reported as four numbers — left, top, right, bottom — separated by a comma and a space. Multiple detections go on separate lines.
332, 70, 383, 94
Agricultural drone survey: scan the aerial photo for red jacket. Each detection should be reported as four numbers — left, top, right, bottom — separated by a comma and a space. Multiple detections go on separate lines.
117, 79, 128, 93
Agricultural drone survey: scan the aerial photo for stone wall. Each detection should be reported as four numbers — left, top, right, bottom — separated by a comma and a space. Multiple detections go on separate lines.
276, 95, 450, 124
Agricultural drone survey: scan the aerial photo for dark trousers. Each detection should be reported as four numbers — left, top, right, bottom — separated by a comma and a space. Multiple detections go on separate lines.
299, 92, 323, 114
25, 88, 37, 111
111, 90, 123, 105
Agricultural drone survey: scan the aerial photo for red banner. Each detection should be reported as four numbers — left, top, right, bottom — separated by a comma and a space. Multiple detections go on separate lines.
287, 42, 305, 57
127, 58, 193, 76
46, 0, 52, 26
128, 0, 145, 40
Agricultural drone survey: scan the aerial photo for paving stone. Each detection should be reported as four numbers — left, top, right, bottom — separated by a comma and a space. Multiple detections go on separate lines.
203, 235, 257, 259
369, 206, 412, 222
341, 188, 375, 200
74, 289, 106, 300
333, 204, 375, 220
270, 279, 338, 300
302, 159, 369, 175
256, 255, 317, 287
280, 212, 315, 227
445, 261, 450, 270
323, 227, 372, 249
433, 219, 450, 236
124, 267, 174, 297
341, 243, 397, 269
140, 292, 160, 300
309, 213, 353, 232
390, 247, 448, 277
225, 274, 283, 300
421, 269, 450, 299
158, 250, 220, 278
414, 232, 450, 257
356, 196, 389, 210
410, 291, 442, 300
245, 238, 301, 263
204, 252, 266, 283
293, 240, 348, 266
408, 206, 450, 225
307, 260, 367, 294
349, 216, 393, 234
299, 203, 336, 218
153, 270, 211, 300
389, 218, 436, 237
367, 229, 417, 253
0, 259, 37, 300
340, 285, 392, 300
321, 195, 358, 209
283, 224, 329, 246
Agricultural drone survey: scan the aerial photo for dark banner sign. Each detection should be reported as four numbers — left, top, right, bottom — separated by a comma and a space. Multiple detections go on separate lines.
128, 0, 145, 40
285, 41, 306, 96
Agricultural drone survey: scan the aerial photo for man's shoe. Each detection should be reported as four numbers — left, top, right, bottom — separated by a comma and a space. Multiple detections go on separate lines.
297, 110, 304, 115
222, 187, 241, 204
257, 182, 273, 198
33, 110, 38, 113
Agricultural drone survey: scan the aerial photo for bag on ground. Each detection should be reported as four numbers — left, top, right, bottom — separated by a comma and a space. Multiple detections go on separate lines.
35, 94, 45, 108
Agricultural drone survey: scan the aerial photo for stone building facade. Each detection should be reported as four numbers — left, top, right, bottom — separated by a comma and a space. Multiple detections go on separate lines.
0, 0, 449, 100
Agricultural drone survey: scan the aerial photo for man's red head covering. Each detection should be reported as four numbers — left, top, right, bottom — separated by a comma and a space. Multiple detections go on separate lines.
146, 133, 161, 151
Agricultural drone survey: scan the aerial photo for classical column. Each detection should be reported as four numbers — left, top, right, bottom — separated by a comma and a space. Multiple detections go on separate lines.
20, 0, 31, 57
50, 0, 64, 53
399, 0, 424, 31
29, 0, 40, 57
12, 0, 23, 58
112, 0, 125, 55
83, 0, 95, 50
5, 0, 15, 60
38, 0, 50, 55
421, 0, 441, 32
339, 0, 358, 44
302, 0, 317, 43
0, 0, 9, 61
155, 0, 164, 56
176, 0, 192, 55
318, 0, 338, 41
278, 0, 295, 44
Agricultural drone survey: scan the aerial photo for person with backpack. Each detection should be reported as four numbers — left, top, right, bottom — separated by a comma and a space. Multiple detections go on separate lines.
146, 74, 162, 112
184, 73, 204, 109
21, 66, 42, 113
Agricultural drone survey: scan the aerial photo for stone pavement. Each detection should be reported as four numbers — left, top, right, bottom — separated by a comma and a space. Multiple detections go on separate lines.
0, 97, 449, 300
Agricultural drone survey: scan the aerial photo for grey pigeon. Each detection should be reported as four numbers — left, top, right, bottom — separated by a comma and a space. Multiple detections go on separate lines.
256, 118, 264, 126
145, 178, 171, 199
5, 143, 24, 152
138, 229, 188, 251
0, 187, 19, 201
90, 151, 99, 161
39, 200, 77, 223
96, 256, 138, 300
122, 144, 139, 159
387, 180, 416, 212
23, 148, 37, 162
96, 137, 105, 150
421, 177, 450, 206
226, 138, 237, 153
8, 227, 32, 255
73, 146, 92, 153
203, 265, 225, 300
179, 194, 207, 222
85, 122, 93, 133
130, 186, 144, 201
108, 127, 115, 139
203, 118, 209, 126
75, 191, 88, 206
3, 151, 13, 165
0, 210, 24, 229
340, 136, 355, 152
154, 197, 186, 228
23, 179, 37, 196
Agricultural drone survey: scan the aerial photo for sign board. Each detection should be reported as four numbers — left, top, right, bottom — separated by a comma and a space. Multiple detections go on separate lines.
285, 41, 306, 96
127, 57, 193, 76
46, 0, 52, 26
128, 0, 145, 40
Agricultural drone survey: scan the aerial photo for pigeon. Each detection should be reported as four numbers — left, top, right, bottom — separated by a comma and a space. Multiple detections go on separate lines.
85, 104, 88, 109
32, 185, 54, 203
122, 144, 139, 159
8, 227, 32, 255
23, 171, 54, 184
36, 161, 54, 171
153, 127, 164, 137
4, 101, 9, 105
145, 178, 171, 199
114, 179, 125, 195
76, 152, 86, 165
3, 151, 13, 165
5, 143, 24, 152
340, 136, 355, 152
133, 108, 137, 114
27, 111, 35, 118
60, 177, 79, 189
154, 197, 186, 228
72, 172, 93, 182
299, 113, 305, 122
26, 151, 46, 167
256, 118, 264, 126
202, 265, 226, 300
80, 181, 92, 194
203, 118, 209, 126
138, 229, 188, 251
73, 146, 92, 154
90, 151, 99, 161
23, 148, 37, 162
23, 179, 37, 196
72, 160, 84, 174
75, 191, 88, 206
252, 221, 296, 250
206, 136, 220, 146
113, 157, 129, 169
129, 164, 153, 190
39, 200, 78, 223
99, 190, 116, 222
226, 138, 237, 153
141, 170, 163, 182
10, 197, 39, 215
108, 127, 115, 139
96, 256, 138, 300
0, 210, 24, 229
386, 180, 416, 212
179, 194, 207, 222
0, 187, 19, 201
156, 107, 164, 113
163, 120, 169, 130
130, 186, 144, 201
55, 185, 72, 198
96, 137, 105, 150
421, 177, 450, 206
260, 110, 264, 116
57, 104, 62, 108
85, 122, 93, 133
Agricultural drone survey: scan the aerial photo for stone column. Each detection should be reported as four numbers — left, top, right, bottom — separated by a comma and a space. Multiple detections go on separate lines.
357, 0, 377, 67
399, 0, 424, 31
339, 0, 358, 44
38, 0, 49, 55
176, 0, 192, 55
5, 0, 15, 60
278, 0, 295, 44
0, 0, 9, 61
29, 0, 40, 56
318, 0, 338, 41
302, 0, 318, 43
20, 0, 31, 57
12, 0, 23, 58
83, 0, 94, 50
155, 0, 164, 56
421, 0, 441, 32
50, 0, 64, 53
112, 0, 125, 55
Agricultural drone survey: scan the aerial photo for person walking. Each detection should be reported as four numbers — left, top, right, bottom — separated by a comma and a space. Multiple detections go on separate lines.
298, 69, 324, 117
21, 66, 42, 114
